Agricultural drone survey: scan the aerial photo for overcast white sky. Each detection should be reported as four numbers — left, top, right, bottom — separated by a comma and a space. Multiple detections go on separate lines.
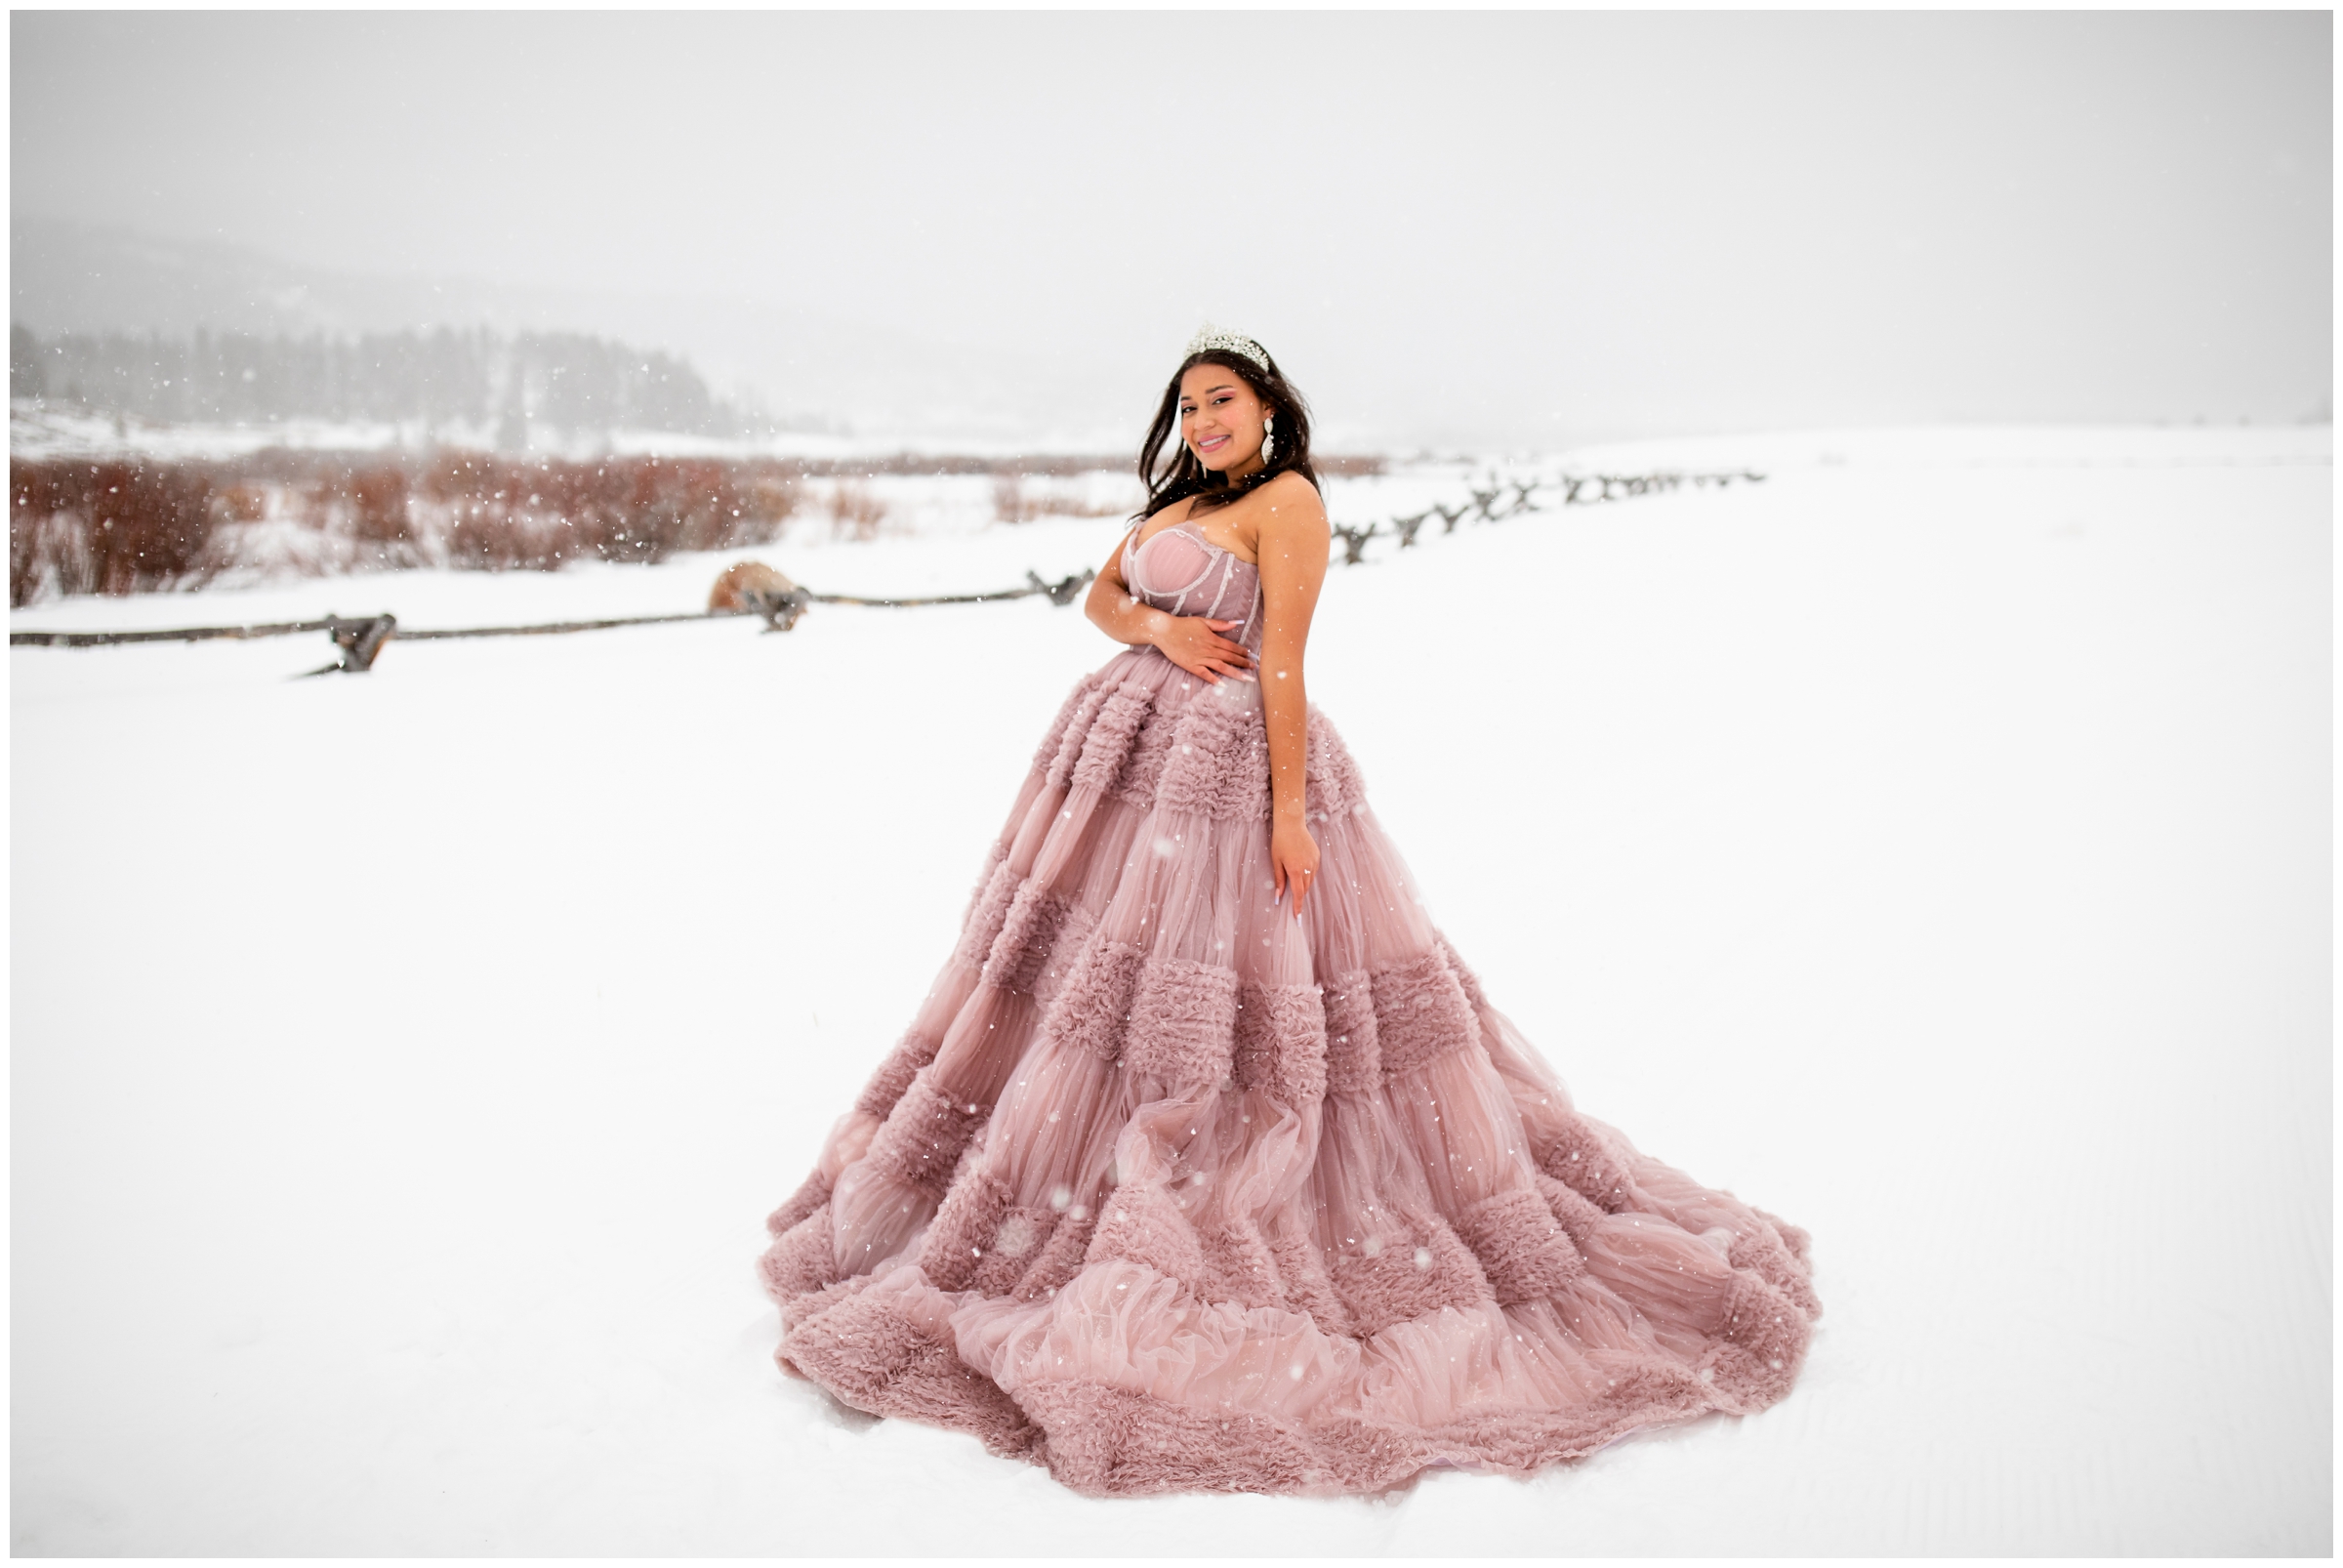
11, 11, 2332, 447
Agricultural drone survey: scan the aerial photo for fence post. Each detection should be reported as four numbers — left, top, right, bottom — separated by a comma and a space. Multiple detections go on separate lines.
1027, 567, 1096, 606
749, 587, 809, 632
307, 614, 396, 676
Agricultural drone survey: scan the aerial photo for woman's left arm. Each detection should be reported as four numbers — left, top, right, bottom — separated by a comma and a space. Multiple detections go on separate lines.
1254, 475, 1333, 918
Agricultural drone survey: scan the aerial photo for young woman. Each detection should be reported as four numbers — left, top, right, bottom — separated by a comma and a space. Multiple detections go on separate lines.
757, 329, 1819, 1497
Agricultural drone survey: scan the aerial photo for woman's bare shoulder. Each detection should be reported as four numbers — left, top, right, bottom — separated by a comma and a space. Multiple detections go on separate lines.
1249, 471, 1328, 528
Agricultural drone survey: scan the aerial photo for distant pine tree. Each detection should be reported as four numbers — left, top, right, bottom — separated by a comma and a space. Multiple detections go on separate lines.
10, 323, 45, 400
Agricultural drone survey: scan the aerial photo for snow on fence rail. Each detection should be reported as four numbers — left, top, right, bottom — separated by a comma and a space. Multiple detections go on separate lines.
8, 468, 1761, 675
7, 569, 1101, 675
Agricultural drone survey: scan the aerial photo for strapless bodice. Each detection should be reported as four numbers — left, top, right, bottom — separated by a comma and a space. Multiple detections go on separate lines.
1122, 519, 1263, 652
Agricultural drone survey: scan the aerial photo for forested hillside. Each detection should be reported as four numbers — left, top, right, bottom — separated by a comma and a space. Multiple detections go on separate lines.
9, 322, 760, 441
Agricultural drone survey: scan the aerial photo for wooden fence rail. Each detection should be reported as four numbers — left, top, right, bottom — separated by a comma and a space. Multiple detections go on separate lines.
1331, 468, 1763, 564
9, 568, 1101, 674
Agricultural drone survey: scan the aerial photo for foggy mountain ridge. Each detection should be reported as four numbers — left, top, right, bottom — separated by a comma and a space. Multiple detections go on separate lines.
9, 217, 1132, 447
9, 320, 764, 444
15, 216, 628, 348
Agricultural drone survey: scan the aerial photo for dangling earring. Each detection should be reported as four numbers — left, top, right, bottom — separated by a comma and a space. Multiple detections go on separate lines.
1260, 415, 1275, 463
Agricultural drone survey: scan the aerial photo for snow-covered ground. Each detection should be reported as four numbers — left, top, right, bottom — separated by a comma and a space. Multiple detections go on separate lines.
10, 427, 2329, 1553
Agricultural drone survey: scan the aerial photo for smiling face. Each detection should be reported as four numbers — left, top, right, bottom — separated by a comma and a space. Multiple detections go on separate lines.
1178, 361, 1271, 479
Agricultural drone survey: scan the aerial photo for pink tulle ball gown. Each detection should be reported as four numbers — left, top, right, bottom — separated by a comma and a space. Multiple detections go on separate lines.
758, 519, 1821, 1497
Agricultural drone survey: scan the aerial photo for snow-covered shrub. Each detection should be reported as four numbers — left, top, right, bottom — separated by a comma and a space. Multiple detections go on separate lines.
421, 453, 799, 569
825, 481, 887, 542
992, 475, 1135, 524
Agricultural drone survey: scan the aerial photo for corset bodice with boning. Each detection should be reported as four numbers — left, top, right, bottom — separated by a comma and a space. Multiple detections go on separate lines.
1121, 517, 1263, 655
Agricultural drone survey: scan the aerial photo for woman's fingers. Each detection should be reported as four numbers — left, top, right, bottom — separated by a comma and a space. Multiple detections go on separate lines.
1161, 616, 1253, 682
1270, 858, 1311, 917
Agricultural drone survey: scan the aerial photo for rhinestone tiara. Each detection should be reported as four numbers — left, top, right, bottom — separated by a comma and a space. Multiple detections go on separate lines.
1184, 324, 1270, 374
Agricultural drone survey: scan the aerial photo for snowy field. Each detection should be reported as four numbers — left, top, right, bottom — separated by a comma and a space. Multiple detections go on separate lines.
10, 427, 2330, 1553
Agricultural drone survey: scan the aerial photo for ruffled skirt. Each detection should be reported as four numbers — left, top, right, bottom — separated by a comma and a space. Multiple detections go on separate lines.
758, 643, 1820, 1497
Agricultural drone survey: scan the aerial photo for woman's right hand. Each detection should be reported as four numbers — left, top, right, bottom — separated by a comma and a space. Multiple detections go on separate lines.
1153, 616, 1254, 683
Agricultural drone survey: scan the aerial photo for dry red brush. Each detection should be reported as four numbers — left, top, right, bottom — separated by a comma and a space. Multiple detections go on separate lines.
10, 459, 221, 605
9, 448, 1384, 606
421, 453, 798, 569
9, 450, 804, 603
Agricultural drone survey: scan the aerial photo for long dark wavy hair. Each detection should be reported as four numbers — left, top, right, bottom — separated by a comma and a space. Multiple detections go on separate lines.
1135, 344, 1318, 521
